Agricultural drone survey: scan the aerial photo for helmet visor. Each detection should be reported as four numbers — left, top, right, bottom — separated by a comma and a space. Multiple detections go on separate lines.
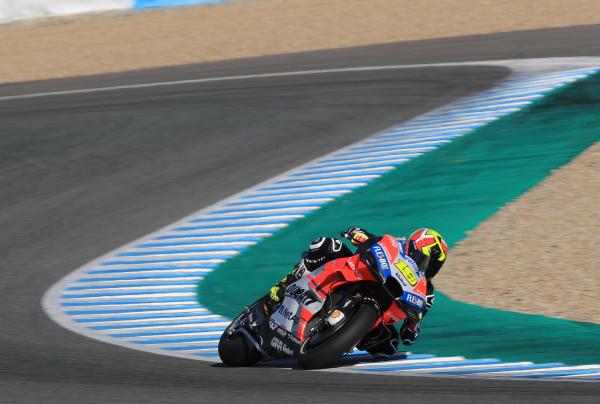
407, 240, 430, 272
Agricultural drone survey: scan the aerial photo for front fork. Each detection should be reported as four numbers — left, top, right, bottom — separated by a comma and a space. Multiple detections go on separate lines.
226, 302, 271, 359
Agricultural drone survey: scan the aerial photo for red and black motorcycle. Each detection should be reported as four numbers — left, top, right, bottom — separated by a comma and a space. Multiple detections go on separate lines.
218, 235, 428, 369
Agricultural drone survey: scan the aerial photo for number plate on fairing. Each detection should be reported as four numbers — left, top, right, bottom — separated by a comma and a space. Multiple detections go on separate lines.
375, 236, 428, 311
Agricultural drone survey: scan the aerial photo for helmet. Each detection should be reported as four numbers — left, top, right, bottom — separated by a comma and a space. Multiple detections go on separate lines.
405, 228, 448, 279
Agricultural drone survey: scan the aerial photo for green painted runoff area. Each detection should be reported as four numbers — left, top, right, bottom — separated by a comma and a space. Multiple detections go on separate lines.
199, 72, 600, 365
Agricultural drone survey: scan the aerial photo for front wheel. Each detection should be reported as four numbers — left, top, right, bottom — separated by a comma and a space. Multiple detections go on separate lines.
297, 302, 378, 369
218, 311, 263, 366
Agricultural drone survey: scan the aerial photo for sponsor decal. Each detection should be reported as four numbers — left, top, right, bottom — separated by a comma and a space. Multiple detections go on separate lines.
370, 244, 391, 276
285, 284, 318, 306
327, 309, 345, 326
402, 291, 425, 310
270, 336, 294, 355
397, 238, 407, 257
269, 320, 301, 345
277, 304, 300, 324
395, 261, 417, 286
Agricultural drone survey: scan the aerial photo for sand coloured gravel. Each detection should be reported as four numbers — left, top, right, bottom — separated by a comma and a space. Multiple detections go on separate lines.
1, 0, 598, 324
436, 142, 600, 323
2, 0, 600, 84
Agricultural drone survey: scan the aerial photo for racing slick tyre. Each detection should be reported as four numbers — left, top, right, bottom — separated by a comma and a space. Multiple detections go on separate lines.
218, 310, 264, 367
297, 302, 378, 369
218, 330, 263, 366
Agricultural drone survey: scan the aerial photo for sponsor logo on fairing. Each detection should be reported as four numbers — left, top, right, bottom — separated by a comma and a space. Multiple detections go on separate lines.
402, 291, 425, 310
327, 309, 345, 326
370, 244, 391, 276
270, 336, 294, 355
277, 304, 300, 324
285, 284, 318, 306
268, 320, 301, 345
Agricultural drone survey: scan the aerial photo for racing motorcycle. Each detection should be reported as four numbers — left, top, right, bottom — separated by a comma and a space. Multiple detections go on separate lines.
218, 235, 428, 369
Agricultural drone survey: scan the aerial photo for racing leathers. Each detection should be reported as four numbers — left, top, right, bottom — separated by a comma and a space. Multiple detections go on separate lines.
263, 227, 436, 357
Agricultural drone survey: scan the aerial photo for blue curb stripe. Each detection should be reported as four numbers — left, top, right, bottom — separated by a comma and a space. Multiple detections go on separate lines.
349, 140, 449, 153
227, 197, 335, 205
195, 352, 220, 356
362, 133, 460, 145
513, 369, 600, 378
276, 172, 386, 182
333, 147, 435, 159
212, 205, 320, 213
79, 273, 209, 282
65, 305, 202, 315
110, 328, 224, 337
289, 167, 392, 177
102, 257, 225, 265
132, 336, 219, 344
357, 359, 501, 372
76, 313, 223, 323
163, 344, 219, 351
137, 237, 261, 247
62, 289, 197, 299
157, 232, 272, 238
174, 223, 288, 231
376, 126, 477, 137
309, 158, 411, 170
67, 281, 201, 290
319, 153, 421, 165
259, 181, 370, 192
157, 230, 277, 238
88, 266, 217, 274
439, 363, 564, 375
134, 1, 223, 10
118, 246, 245, 256
61, 297, 198, 306
91, 320, 225, 330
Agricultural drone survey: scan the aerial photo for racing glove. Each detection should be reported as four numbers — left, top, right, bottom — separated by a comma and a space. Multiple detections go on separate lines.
341, 226, 372, 246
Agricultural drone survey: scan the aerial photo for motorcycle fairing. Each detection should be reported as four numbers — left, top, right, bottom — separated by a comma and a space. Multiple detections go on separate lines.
266, 234, 428, 354
374, 235, 428, 313
268, 266, 327, 344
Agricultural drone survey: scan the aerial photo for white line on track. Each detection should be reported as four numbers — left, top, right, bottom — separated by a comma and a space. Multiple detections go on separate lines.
3, 57, 600, 102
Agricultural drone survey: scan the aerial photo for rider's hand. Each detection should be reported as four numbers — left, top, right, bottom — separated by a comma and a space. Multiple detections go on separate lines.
341, 226, 370, 246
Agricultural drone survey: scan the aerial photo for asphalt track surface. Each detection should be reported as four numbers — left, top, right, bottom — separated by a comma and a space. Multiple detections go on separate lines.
2, 25, 600, 403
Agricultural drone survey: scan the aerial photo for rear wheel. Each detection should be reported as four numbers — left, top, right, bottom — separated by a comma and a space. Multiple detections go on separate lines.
297, 302, 378, 369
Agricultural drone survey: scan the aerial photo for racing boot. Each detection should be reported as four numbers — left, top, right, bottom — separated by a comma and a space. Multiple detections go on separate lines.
357, 324, 399, 358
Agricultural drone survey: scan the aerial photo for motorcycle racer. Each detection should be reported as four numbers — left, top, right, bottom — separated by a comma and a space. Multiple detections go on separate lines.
263, 226, 448, 357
